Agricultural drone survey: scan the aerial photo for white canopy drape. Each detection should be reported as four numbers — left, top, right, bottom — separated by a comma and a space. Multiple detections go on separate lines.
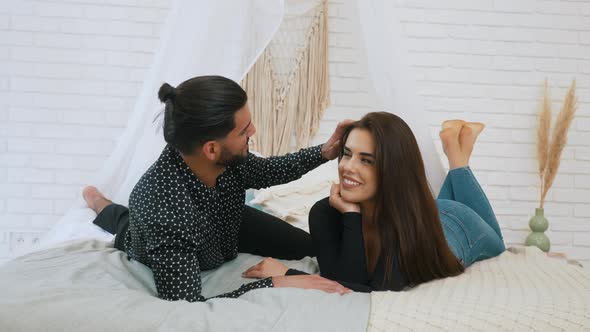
41, 0, 285, 246
356, 0, 445, 194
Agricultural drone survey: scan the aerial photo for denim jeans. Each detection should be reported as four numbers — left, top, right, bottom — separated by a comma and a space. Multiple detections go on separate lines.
437, 166, 506, 267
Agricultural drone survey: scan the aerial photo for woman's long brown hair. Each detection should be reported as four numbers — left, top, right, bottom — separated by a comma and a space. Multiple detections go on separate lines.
341, 112, 464, 289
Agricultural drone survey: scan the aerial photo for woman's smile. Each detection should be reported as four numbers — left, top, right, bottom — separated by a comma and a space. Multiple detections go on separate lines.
342, 176, 362, 189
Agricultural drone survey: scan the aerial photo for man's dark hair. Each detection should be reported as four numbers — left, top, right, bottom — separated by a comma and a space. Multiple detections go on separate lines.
157, 75, 248, 154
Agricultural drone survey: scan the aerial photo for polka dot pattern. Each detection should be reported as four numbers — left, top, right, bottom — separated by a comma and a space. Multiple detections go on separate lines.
123, 144, 325, 302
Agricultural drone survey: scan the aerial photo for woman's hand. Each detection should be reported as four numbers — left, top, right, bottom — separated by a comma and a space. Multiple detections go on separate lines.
329, 184, 361, 213
242, 257, 289, 279
272, 275, 352, 295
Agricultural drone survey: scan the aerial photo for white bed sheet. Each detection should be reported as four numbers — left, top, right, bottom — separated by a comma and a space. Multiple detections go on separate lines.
4, 225, 590, 331
0, 239, 370, 332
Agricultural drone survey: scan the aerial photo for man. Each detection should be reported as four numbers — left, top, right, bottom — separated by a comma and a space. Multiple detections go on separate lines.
83, 75, 352, 302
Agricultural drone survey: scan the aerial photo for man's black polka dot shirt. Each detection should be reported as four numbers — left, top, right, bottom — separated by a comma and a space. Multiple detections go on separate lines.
123, 144, 325, 302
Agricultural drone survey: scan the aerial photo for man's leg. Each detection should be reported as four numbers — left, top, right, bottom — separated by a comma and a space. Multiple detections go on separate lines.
91, 203, 130, 251
238, 205, 314, 259
92, 203, 127, 234
84, 186, 129, 251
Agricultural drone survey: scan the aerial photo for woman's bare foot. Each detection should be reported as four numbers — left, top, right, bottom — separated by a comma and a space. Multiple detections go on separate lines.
82, 186, 112, 214
459, 122, 485, 152
440, 120, 468, 169
442, 119, 465, 131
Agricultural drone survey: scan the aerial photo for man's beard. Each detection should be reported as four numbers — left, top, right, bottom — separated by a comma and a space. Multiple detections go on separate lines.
217, 146, 248, 167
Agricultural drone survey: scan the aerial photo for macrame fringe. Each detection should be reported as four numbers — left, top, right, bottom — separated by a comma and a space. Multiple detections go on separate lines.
242, 0, 330, 156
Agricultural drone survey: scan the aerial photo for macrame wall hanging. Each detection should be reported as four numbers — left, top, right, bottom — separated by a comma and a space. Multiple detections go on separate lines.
242, 0, 330, 156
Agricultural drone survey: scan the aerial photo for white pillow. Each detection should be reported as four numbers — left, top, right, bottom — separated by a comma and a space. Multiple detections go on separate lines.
250, 160, 339, 231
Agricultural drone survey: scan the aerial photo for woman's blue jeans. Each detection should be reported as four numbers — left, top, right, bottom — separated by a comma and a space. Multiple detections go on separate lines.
437, 166, 505, 267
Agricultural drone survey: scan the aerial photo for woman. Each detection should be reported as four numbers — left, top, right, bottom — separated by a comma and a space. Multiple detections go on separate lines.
243, 112, 505, 292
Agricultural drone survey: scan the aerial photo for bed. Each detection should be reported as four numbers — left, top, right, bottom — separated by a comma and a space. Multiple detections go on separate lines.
0, 239, 369, 331
1, 162, 589, 331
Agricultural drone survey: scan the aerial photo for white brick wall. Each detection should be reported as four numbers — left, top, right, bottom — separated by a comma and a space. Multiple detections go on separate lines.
0, 0, 169, 261
1, 0, 589, 268
395, 0, 590, 268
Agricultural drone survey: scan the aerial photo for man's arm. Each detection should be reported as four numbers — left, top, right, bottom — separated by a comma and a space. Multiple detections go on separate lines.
240, 120, 354, 190
240, 144, 326, 190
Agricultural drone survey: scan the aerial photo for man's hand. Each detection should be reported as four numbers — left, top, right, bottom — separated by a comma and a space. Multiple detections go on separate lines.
329, 184, 361, 213
242, 257, 289, 279
321, 119, 355, 160
272, 275, 352, 295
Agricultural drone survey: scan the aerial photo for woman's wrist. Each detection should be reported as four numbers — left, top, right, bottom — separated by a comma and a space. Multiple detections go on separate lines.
347, 206, 361, 213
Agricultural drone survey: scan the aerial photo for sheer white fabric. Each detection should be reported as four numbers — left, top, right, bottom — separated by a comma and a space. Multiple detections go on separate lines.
40, 0, 285, 247
356, 0, 445, 194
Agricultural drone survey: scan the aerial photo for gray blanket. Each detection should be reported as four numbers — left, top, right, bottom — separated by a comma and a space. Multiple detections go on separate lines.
0, 240, 369, 332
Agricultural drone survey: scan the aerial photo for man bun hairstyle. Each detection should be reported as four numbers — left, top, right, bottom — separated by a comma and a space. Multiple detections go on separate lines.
158, 82, 176, 103
157, 76, 248, 155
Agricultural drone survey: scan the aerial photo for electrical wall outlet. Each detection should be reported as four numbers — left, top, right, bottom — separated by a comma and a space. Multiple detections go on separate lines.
9, 231, 44, 256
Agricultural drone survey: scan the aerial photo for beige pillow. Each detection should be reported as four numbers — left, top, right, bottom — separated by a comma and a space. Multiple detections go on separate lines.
250, 160, 339, 231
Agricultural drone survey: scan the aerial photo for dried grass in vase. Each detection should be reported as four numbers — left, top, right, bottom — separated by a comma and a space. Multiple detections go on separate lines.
526, 79, 578, 252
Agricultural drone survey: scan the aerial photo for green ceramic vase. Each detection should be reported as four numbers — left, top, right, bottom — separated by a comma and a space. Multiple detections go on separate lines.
525, 208, 550, 252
